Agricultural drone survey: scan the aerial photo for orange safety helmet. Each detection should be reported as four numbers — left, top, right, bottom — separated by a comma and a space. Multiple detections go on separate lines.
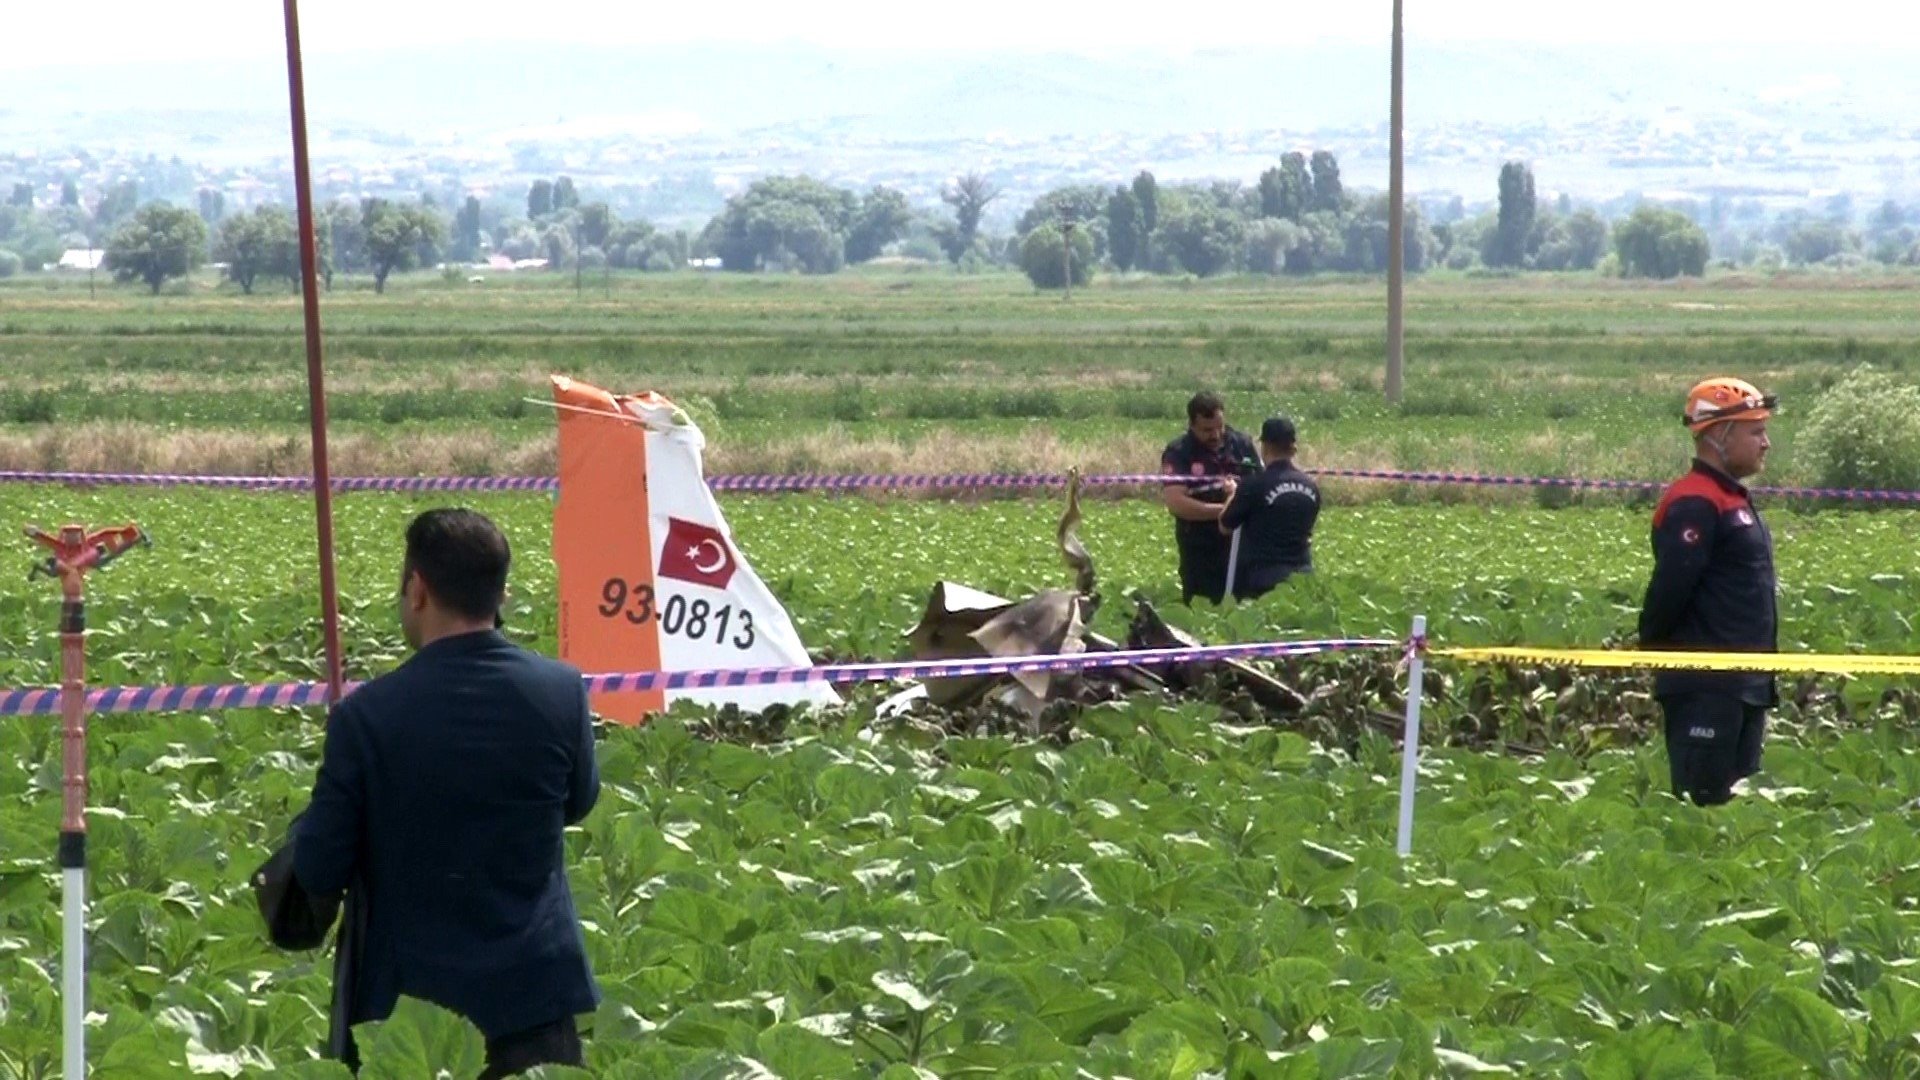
1683, 377, 1776, 434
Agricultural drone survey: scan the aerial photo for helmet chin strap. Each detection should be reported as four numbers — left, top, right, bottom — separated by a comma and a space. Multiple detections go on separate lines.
1700, 424, 1734, 470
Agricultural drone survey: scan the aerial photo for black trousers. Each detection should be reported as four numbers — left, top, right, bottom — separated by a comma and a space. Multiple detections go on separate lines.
478, 1016, 584, 1080
1659, 693, 1767, 806
1178, 540, 1228, 604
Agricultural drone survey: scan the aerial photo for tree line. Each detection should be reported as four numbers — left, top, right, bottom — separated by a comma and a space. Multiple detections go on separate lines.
3, 157, 1917, 293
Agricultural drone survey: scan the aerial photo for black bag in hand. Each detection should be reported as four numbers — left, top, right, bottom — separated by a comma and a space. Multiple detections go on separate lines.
251, 814, 341, 951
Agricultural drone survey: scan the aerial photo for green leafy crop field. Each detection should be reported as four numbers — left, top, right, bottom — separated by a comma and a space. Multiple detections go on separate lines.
4, 269, 1920, 1075
2, 484, 1919, 1077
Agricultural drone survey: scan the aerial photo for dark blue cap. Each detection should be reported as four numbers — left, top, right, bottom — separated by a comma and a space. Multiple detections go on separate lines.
1260, 416, 1297, 446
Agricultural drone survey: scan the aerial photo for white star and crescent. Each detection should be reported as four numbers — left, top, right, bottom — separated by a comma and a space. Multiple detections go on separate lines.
689, 538, 727, 574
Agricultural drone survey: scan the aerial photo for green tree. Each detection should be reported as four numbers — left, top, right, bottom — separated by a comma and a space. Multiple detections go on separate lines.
104, 202, 208, 293
845, 186, 911, 264
1018, 186, 1109, 264
540, 221, 576, 269
361, 199, 446, 293
941, 173, 999, 263
604, 219, 655, 269
1866, 200, 1914, 263
451, 195, 485, 262
8, 183, 31, 208
1106, 187, 1140, 271
1019, 222, 1093, 289
1612, 205, 1709, 279
1131, 170, 1159, 266
1868, 199, 1906, 238
96, 180, 139, 230
1487, 161, 1536, 268
1564, 209, 1609, 270
552, 176, 579, 213
1290, 210, 1344, 273
1259, 152, 1311, 222
1244, 217, 1304, 274
1339, 195, 1434, 273
60, 179, 79, 207
752, 202, 841, 272
197, 188, 226, 226
213, 204, 297, 294
1308, 151, 1343, 213
576, 201, 614, 250
703, 175, 859, 273
322, 199, 366, 278
0, 249, 22, 277
527, 179, 554, 221
1782, 219, 1858, 265
1153, 197, 1244, 277
312, 211, 333, 289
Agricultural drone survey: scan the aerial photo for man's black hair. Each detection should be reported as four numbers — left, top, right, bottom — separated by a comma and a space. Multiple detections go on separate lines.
402, 508, 511, 622
1260, 416, 1297, 449
1187, 391, 1225, 424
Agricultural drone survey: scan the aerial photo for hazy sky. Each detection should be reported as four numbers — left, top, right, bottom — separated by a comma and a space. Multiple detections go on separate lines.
9, 0, 1917, 65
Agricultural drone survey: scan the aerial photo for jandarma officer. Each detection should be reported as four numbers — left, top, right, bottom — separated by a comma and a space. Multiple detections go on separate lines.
1217, 415, 1320, 601
1637, 377, 1779, 807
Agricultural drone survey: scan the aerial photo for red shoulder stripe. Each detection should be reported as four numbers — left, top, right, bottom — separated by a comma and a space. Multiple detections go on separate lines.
1652, 470, 1745, 527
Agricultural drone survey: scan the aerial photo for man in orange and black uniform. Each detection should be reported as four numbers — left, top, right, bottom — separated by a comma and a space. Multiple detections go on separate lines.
1638, 377, 1778, 806
1161, 391, 1259, 604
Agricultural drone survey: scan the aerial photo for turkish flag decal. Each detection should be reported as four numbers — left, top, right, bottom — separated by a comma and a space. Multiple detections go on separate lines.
658, 517, 738, 589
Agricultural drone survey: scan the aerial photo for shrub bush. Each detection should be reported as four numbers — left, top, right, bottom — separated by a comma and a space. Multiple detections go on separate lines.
1799, 365, 1920, 491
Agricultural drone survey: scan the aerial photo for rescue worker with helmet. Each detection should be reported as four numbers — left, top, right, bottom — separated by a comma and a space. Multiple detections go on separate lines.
1637, 377, 1779, 806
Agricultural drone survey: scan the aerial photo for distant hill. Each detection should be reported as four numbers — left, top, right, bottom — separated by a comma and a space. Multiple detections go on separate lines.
4, 40, 1913, 144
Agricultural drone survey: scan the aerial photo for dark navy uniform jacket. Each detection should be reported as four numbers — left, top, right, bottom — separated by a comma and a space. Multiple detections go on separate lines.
1161, 428, 1259, 562
1637, 460, 1778, 704
1220, 460, 1320, 598
295, 629, 602, 1039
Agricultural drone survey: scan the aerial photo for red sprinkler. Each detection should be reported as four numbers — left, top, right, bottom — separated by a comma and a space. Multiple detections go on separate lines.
26, 522, 148, 1080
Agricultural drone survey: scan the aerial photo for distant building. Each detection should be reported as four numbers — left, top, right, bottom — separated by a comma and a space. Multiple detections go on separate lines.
56, 249, 104, 271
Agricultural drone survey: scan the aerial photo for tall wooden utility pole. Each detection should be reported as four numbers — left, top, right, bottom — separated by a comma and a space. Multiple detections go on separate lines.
1385, 0, 1407, 404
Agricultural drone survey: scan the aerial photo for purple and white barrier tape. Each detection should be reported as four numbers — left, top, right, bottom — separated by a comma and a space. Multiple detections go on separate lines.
0, 637, 1397, 717
4, 467, 1918, 502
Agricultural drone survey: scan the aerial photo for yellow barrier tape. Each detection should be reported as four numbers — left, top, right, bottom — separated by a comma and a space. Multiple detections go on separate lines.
1432, 646, 1920, 676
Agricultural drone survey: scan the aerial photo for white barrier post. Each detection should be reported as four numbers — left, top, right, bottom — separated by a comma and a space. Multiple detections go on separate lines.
1395, 614, 1427, 857
1223, 527, 1242, 599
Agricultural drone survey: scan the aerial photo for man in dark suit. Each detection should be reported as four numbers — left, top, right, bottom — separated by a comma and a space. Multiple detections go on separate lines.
295, 508, 601, 1077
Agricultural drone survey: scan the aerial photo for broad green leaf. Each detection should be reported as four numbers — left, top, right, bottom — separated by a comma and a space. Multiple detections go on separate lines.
354, 997, 488, 1080
872, 970, 936, 1013
93, 1021, 189, 1079
1742, 984, 1856, 1073
1571, 1023, 1720, 1079
646, 889, 755, 945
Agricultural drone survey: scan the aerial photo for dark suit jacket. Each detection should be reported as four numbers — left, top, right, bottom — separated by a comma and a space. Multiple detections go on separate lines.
294, 629, 601, 1039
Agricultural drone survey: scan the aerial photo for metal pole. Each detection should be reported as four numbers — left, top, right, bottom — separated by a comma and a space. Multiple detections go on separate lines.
1395, 613, 1427, 856
1384, 0, 1406, 404
1223, 527, 1241, 600
28, 523, 144, 1080
282, 0, 345, 704
58, 547, 85, 1080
